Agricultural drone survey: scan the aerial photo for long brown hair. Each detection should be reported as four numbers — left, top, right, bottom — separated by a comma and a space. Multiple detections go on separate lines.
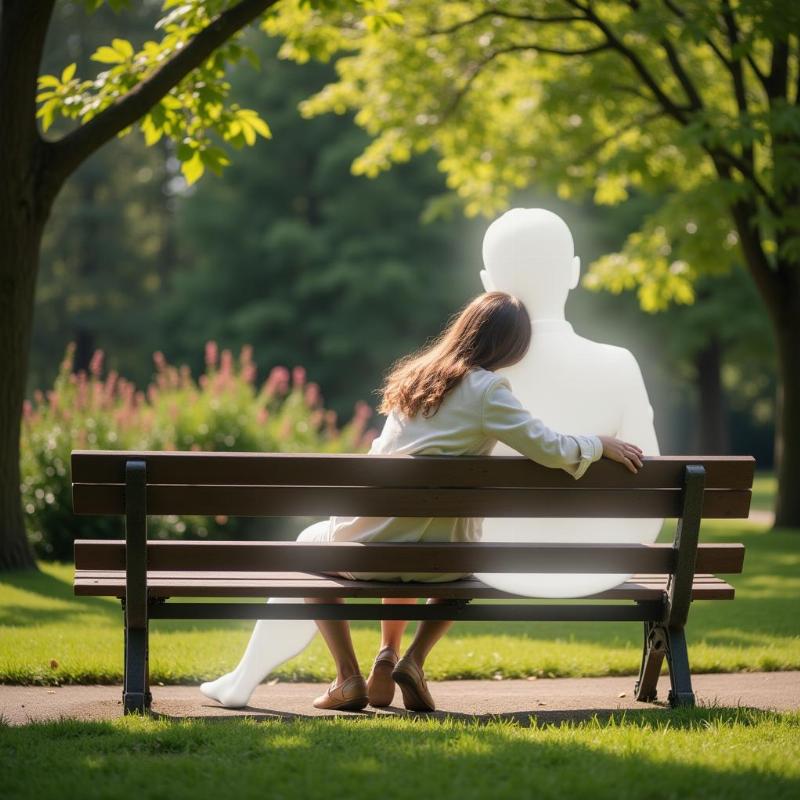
378, 291, 531, 418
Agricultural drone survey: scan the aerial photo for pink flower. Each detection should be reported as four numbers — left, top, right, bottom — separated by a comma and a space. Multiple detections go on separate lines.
220, 349, 233, 376
104, 370, 118, 401
325, 409, 338, 435
264, 366, 290, 397
153, 351, 167, 371
240, 344, 253, 365
256, 408, 269, 425
304, 382, 320, 407
354, 401, 372, 421
205, 341, 218, 370
292, 366, 306, 388
89, 350, 104, 377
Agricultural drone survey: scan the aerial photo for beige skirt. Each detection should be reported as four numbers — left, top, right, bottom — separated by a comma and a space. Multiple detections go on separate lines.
296, 518, 472, 583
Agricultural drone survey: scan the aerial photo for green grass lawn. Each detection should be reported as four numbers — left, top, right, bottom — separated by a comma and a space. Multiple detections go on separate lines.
1, 710, 798, 800
2, 512, 798, 685
751, 471, 777, 512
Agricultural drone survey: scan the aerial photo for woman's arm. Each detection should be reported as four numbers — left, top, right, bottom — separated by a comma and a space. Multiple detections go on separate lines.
481, 379, 642, 479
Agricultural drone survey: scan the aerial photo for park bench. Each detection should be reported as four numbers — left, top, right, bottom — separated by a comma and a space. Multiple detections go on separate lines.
71, 450, 752, 715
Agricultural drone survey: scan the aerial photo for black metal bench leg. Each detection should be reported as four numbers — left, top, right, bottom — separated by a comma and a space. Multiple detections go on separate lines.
122, 459, 151, 715
634, 622, 667, 702
123, 624, 151, 714
665, 626, 695, 708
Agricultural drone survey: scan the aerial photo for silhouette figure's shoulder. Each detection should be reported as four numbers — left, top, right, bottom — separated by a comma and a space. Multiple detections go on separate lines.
571, 332, 638, 361
567, 332, 645, 378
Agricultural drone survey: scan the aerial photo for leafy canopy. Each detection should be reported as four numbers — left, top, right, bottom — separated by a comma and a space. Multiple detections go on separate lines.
35, 0, 405, 186
37, 0, 276, 185
265, 0, 800, 311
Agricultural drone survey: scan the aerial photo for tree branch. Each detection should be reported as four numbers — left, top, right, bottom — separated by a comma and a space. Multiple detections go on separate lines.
577, 109, 667, 162
43, 0, 278, 189
766, 40, 789, 101
627, 0, 703, 111
564, 0, 691, 124
492, 41, 612, 58
569, 0, 777, 215
439, 41, 611, 122
424, 9, 586, 37
661, 0, 733, 74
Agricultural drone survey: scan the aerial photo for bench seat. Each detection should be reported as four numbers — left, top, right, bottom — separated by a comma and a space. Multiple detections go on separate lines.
74, 570, 736, 601
70, 450, 754, 712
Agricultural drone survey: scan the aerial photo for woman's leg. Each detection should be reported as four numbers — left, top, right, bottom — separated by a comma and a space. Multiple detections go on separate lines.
391, 597, 455, 712
305, 597, 361, 683
365, 597, 417, 707
402, 597, 455, 668
199, 520, 330, 708
378, 597, 417, 653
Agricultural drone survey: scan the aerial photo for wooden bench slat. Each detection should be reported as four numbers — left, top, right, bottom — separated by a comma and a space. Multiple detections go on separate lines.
73, 571, 735, 601
73, 540, 746, 574
72, 483, 752, 518
73, 569, 727, 582
71, 451, 756, 490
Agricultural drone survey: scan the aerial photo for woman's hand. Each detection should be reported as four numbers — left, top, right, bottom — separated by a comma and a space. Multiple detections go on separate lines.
598, 435, 644, 474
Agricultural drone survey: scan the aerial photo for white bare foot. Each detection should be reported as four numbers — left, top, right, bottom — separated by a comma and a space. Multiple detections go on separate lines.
200, 673, 254, 709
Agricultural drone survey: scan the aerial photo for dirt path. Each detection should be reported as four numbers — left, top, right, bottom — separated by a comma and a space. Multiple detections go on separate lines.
2, 672, 798, 726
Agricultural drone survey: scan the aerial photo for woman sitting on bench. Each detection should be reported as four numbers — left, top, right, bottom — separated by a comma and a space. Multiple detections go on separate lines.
201, 291, 643, 712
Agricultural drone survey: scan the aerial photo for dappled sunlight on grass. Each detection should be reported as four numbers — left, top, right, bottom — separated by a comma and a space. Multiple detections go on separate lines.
1, 711, 798, 800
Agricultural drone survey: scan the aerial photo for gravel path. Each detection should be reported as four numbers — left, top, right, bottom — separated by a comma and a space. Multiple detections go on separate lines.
2, 672, 798, 726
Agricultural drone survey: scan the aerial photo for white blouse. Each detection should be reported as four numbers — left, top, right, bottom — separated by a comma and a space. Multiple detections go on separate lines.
323, 367, 604, 582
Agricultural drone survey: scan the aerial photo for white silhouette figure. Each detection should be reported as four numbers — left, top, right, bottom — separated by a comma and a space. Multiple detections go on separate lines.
475, 207, 662, 598
201, 207, 662, 707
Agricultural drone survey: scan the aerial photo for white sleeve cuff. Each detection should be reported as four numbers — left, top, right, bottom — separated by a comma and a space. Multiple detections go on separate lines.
570, 434, 603, 480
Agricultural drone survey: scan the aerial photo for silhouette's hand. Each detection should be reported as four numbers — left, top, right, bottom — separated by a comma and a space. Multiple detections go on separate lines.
598, 436, 644, 474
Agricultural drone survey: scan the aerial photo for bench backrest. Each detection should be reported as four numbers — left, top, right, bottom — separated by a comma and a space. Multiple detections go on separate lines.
71, 451, 754, 518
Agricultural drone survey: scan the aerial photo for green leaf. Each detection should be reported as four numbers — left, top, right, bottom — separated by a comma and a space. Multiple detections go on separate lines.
176, 141, 195, 162
92, 46, 127, 64
36, 99, 58, 133
37, 75, 61, 89
181, 152, 204, 186
140, 115, 163, 146
244, 113, 271, 139
112, 38, 134, 59
61, 63, 76, 83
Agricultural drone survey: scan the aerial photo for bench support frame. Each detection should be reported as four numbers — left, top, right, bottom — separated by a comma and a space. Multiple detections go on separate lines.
117, 459, 711, 715
123, 460, 151, 714
634, 464, 705, 707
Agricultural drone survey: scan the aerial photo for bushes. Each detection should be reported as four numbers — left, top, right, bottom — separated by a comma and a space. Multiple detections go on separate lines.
21, 343, 378, 560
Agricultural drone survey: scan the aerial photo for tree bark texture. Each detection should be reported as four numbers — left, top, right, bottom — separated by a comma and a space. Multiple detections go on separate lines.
694, 335, 730, 455
0, 0, 56, 569
0, 218, 43, 570
772, 285, 800, 528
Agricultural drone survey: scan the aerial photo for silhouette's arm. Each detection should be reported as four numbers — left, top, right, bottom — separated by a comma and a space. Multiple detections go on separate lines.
482, 379, 603, 480
616, 351, 660, 456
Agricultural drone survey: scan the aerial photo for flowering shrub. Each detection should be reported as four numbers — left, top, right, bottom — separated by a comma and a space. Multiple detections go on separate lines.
21, 342, 378, 560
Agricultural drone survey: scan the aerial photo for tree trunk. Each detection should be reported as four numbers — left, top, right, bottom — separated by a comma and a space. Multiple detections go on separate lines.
0, 0, 57, 570
772, 290, 800, 528
694, 335, 730, 454
0, 214, 45, 571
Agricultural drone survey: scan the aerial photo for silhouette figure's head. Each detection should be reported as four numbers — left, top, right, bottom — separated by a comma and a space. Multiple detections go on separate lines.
481, 208, 580, 319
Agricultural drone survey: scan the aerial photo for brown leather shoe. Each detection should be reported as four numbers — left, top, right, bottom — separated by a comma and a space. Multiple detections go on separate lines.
366, 646, 398, 707
392, 656, 436, 712
312, 675, 368, 711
